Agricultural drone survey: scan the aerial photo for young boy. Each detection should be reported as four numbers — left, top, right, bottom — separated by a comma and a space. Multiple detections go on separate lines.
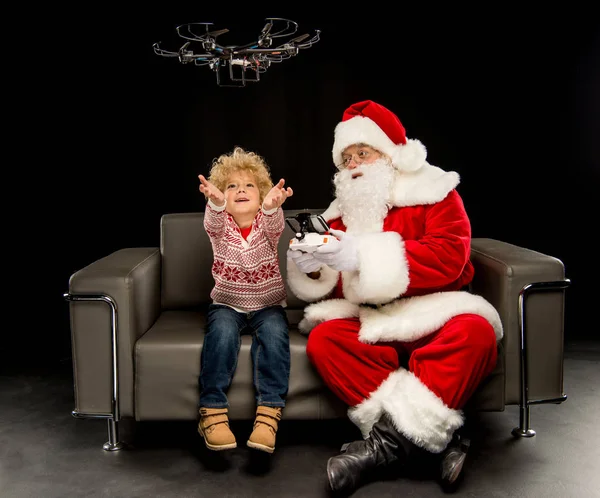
197, 146, 293, 454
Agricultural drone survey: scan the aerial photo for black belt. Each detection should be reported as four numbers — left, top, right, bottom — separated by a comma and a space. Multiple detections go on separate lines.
360, 303, 388, 309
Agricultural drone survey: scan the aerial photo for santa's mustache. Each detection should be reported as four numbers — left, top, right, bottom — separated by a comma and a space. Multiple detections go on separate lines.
333, 158, 395, 190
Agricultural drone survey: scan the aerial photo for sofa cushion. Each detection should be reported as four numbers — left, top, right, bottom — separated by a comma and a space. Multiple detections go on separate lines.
134, 310, 348, 421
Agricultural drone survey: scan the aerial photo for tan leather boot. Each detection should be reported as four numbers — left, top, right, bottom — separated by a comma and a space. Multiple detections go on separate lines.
246, 406, 282, 453
198, 407, 237, 451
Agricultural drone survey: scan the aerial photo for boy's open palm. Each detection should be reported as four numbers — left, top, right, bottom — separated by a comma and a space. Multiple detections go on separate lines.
263, 179, 293, 211
198, 175, 225, 207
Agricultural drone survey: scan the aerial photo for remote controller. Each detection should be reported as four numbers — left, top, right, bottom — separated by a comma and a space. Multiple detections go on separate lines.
289, 232, 332, 253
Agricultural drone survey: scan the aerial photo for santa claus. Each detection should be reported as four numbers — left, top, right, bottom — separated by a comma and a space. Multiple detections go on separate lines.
287, 100, 503, 493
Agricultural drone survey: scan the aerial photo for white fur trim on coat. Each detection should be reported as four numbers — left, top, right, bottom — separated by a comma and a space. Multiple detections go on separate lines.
358, 290, 503, 344
332, 116, 427, 172
297, 299, 360, 335
348, 369, 464, 453
391, 162, 460, 207
286, 254, 339, 303
341, 231, 409, 305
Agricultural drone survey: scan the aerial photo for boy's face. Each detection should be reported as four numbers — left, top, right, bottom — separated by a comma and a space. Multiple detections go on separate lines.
224, 170, 261, 220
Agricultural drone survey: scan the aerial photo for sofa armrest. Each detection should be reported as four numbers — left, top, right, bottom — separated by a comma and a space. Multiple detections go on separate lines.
470, 238, 569, 405
66, 247, 161, 418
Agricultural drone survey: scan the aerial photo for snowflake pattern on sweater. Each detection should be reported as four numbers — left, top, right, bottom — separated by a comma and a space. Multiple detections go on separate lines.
204, 203, 287, 312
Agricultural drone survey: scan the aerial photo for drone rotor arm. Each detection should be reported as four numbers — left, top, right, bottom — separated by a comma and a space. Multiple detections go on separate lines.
193, 57, 215, 67
231, 40, 263, 53
235, 47, 293, 55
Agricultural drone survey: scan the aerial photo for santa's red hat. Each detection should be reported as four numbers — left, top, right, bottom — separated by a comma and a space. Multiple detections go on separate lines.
332, 100, 427, 172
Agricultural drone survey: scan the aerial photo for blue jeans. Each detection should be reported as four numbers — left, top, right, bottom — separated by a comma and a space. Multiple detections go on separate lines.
199, 304, 290, 409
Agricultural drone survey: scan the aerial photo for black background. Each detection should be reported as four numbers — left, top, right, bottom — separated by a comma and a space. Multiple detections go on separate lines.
9, 5, 599, 371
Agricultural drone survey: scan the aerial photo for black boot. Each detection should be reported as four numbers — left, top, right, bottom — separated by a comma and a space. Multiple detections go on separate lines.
439, 434, 470, 493
327, 413, 416, 494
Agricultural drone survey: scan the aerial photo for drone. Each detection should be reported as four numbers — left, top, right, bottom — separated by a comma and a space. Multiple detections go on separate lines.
153, 18, 321, 87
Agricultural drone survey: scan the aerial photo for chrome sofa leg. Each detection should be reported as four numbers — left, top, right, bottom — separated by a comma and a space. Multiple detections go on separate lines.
512, 404, 536, 438
104, 419, 125, 451
65, 292, 124, 451
511, 280, 571, 438
72, 410, 126, 451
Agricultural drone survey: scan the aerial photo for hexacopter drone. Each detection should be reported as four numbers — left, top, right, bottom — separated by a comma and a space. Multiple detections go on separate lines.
153, 17, 321, 87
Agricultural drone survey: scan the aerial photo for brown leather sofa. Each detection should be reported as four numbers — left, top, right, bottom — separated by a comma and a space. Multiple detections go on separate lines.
64, 209, 570, 451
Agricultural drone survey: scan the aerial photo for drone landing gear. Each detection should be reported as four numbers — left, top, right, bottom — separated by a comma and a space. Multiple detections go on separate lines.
213, 60, 260, 88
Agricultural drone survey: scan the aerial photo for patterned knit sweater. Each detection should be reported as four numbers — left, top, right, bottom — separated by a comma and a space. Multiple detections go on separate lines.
204, 200, 287, 312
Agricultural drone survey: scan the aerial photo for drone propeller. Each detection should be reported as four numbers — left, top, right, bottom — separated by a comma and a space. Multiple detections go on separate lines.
261, 21, 273, 37
206, 28, 230, 38
288, 33, 310, 44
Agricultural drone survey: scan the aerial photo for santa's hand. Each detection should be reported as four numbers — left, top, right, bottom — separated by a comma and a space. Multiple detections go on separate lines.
313, 228, 359, 272
288, 248, 322, 274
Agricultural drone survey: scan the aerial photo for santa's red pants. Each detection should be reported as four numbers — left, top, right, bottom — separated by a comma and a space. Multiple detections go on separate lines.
306, 313, 498, 409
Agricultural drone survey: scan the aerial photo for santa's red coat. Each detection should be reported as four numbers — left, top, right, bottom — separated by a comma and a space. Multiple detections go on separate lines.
286, 160, 502, 453
286, 162, 502, 345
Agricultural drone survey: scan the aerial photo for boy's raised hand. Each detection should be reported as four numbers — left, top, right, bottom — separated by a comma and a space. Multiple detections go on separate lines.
263, 179, 293, 211
198, 174, 225, 207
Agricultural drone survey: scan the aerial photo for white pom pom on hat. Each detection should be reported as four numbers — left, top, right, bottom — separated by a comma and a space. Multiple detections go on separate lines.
332, 100, 427, 172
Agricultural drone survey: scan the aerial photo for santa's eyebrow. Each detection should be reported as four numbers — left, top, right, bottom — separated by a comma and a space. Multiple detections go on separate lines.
343, 143, 376, 154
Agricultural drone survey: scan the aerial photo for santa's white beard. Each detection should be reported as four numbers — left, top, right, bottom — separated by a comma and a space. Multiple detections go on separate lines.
333, 158, 395, 233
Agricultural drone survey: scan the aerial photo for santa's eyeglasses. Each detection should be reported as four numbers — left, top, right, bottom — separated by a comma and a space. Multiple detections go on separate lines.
338, 147, 380, 168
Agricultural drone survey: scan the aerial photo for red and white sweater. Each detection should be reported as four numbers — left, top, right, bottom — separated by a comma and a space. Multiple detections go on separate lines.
204, 200, 287, 312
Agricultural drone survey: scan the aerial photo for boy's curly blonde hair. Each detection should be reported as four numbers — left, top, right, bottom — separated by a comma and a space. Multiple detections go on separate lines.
207, 146, 274, 202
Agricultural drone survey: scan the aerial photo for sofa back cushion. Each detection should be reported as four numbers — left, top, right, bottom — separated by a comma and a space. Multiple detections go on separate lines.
160, 209, 325, 321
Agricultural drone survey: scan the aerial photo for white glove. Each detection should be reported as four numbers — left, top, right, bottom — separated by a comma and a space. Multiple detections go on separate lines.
313, 228, 359, 272
288, 248, 323, 273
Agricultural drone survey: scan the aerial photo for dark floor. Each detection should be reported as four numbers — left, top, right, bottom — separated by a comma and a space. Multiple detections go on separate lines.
2, 340, 599, 498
